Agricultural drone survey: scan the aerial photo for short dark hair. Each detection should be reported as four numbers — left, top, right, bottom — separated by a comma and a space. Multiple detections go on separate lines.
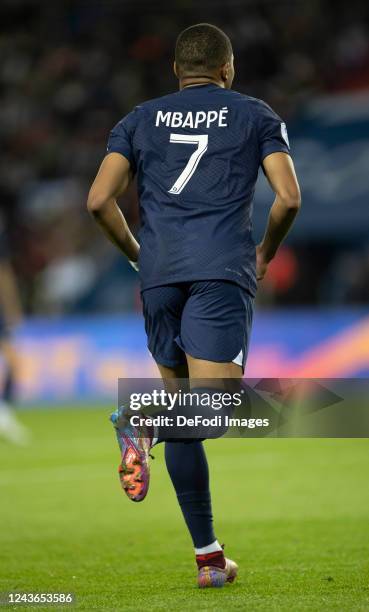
175, 23, 232, 74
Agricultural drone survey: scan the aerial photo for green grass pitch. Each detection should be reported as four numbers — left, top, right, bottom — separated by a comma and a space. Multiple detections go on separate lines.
1, 407, 369, 611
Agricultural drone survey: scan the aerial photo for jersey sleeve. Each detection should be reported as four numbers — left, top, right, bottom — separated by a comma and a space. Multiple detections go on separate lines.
256, 101, 290, 163
106, 107, 140, 171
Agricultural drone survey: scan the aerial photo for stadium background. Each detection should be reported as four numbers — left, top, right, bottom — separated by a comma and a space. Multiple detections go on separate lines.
1, 0, 369, 400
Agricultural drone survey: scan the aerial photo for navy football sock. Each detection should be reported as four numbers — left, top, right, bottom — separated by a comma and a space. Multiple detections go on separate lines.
165, 440, 216, 548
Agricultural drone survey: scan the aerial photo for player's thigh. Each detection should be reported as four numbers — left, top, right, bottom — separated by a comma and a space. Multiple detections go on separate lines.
186, 354, 242, 379
179, 280, 254, 380
156, 363, 189, 394
141, 284, 188, 369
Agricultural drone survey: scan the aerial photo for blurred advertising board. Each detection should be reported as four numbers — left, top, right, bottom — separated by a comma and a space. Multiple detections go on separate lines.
3, 310, 369, 404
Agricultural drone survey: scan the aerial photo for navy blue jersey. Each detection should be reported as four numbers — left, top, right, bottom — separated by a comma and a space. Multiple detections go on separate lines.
107, 83, 290, 295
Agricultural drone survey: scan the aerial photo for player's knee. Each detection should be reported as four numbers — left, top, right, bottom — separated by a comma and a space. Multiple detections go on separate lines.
185, 387, 235, 441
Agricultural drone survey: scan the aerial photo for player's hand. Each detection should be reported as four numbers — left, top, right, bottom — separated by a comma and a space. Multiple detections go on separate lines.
256, 244, 270, 281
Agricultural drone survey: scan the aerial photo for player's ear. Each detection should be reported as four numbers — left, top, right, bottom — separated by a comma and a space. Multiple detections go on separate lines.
173, 61, 179, 78
220, 62, 230, 83
220, 58, 235, 88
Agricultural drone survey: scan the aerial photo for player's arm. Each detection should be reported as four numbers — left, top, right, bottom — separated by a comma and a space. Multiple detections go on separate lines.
87, 152, 139, 264
256, 152, 301, 280
0, 260, 23, 328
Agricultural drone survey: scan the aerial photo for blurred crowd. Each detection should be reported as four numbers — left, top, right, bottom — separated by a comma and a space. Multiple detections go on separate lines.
0, 0, 369, 313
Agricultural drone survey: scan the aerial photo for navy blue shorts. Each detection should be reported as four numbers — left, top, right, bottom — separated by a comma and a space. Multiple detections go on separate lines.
141, 280, 253, 371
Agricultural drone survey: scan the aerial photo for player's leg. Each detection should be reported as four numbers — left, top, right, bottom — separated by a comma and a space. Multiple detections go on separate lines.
152, 282, 251, 586
155, 361, 217, 545
110, 285, 188, 501
111, 281, 249, 585
0, 337, 28, 444
186, 355, 242, 379
110, 280, 231, 584
1, 339, 17, 402
153, 358, 230, 586
155, 362, 189, 390
176, 280, 253, 586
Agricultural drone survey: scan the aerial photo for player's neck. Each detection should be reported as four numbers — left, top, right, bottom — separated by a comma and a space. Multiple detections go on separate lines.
179, 77, 224, 90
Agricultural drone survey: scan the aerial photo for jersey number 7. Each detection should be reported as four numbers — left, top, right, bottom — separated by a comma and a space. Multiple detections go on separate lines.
168, 134, 208, 195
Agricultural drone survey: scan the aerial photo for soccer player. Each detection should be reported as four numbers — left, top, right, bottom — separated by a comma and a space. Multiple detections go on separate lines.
0, 212, 27, 444
88, 23, 301, 587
